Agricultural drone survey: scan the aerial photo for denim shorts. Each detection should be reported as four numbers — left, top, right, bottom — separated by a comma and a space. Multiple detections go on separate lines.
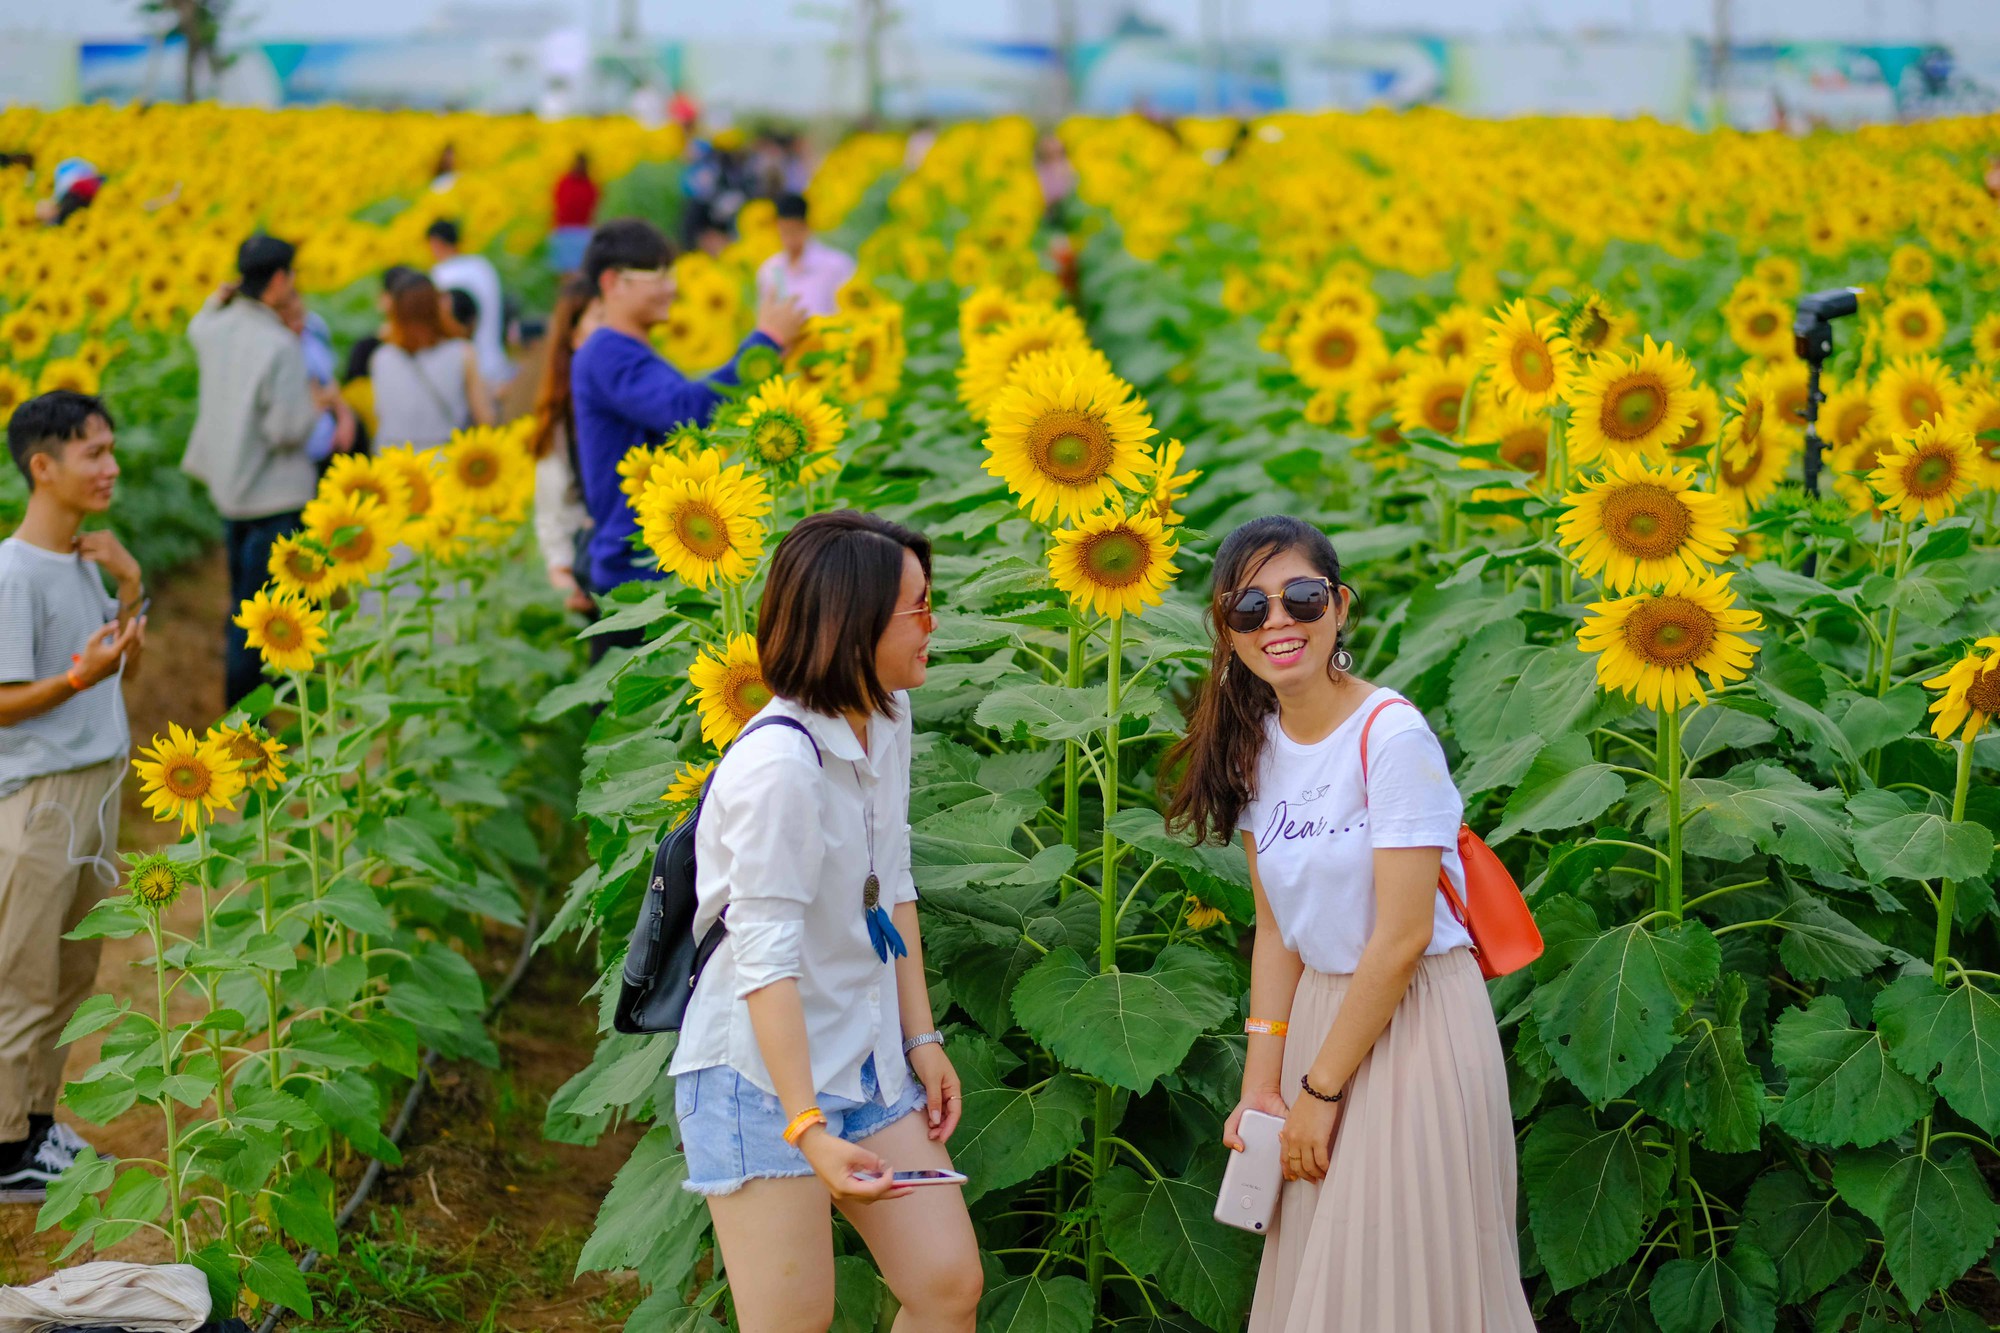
676, 1055, 927, 1196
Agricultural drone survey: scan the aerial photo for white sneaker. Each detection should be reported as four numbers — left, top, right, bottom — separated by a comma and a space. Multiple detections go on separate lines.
46, 1120, 110, 1161
0, 1126, 76, 1189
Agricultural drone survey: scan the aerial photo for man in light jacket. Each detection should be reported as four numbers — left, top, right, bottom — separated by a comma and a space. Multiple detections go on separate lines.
182, 233, 331, 707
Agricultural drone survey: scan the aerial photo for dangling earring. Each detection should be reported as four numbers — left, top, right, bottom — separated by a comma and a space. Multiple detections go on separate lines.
1331, 647, 1355, 676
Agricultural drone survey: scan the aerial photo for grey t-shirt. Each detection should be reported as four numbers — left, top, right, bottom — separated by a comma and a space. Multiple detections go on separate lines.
0, 537, 129, 796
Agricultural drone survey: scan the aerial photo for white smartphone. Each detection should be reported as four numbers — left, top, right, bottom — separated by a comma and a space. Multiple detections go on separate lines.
1214, 1109, 1285, 1234
856, 1168, 969, 1187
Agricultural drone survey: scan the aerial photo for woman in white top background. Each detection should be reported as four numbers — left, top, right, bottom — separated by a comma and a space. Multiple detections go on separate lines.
1164, 515, 1536, 1333
367, 273, 493, 451
667, 510, 980, 1333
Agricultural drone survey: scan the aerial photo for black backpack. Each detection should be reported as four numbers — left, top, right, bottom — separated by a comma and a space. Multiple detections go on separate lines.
613, 716, 822, 1034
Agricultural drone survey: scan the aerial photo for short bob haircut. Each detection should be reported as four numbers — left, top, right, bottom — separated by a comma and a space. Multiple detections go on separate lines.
757, 510, 930, 720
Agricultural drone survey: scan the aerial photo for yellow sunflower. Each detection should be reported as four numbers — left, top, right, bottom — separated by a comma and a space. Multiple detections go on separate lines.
829, 316, 904, 404
636, 470, 771, 590
1752, 255, 1801, 296
210, 723, 288, 791
1953, 388, 2000, 487
688, 635, 773, 746
1285, 304, 1386, 392
1394, 356, 1477, 439
36, 358, 99, 397
1763, 360, 1812, 438
0, 367, 31, 426
737, 375, 846, 483
1973, 313, 2000, 366
1562, 337, 1697, 465
233, 587, 328, 675
301, 491, 396, 585
1137, 438, 1200, 527
1727, 295, 1793, 361
438, 421, 534, 520
1877, 291, 1946, 358
0, 308, 51, 362
1664, 384, 1722, 460
133, 722, 246, 834
1558, 456, 1735, 593
1924, 637, 2000, 743
661, 759, 717, 807
374, 444, 446, 548
1303, 388, 1340, 426
1887, 245, 1934, 289
127, 852, 190, 912
959, 286, 1025, 346
1047, 505, 1180, 620
267, 533, 341, 601
1481, 300, 1573, 411
1867, 420, 1981, 524
1821, 378, 1880, 450
1417, 305, 1487, 364
1576, 574, 1763, 713
957, 306, 1091, 421
1564, 291, 1633, 360
320, 453, 409, 525
1872, 355, 1960, 435
983, 352, 1154, 525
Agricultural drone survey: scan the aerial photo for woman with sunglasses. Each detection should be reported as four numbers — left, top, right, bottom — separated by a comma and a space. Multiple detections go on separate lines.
669, 510, 981, 1333
1165, 516, 1535, 1332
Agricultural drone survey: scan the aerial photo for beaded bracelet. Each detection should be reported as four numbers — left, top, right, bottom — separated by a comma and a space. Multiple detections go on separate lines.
1244, 1018, 1289, 1037
782, 1107, 828, 1146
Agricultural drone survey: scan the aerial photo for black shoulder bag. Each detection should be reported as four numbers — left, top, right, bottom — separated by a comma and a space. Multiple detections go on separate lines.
613, 715, 822, 1034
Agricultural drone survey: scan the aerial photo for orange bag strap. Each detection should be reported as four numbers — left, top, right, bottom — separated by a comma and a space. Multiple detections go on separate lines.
1357, 697, 1471, 929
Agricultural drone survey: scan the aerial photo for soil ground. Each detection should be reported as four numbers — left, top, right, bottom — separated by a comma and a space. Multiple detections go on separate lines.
0, 368, 648, 1328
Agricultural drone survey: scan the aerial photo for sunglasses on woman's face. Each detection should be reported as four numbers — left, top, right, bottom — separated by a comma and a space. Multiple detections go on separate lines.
1224, 577, 1335, 634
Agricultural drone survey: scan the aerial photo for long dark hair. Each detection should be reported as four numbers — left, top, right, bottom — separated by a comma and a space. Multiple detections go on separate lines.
1162, 516, 1349, 845
531, 275, 594, 460
758, 510, 932, 720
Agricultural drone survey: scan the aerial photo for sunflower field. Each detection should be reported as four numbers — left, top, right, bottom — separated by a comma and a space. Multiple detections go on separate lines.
14, 97, 2000, 1333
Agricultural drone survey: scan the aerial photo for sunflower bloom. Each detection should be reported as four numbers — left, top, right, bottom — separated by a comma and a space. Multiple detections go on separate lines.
210, 723, 288, 792
1576, 575, 1763, 712
1562, 338, 1697, 465
233, 587, 328, 675
374, 445, 445, 547
957, 306, 1090, 421
1563, 291, 1633, 360
661, 760, 717, 807
688, 635, 773, 746
1559, 457, 1734, 593
1138, 438, 1200, 527
133, 723, 246, 834
1047, 506, 1180, 621
1481, 300, 1573, 411
983, 352, 1154, 525
1285, 305, 1386, 392
737, 376, 846, 483
1394, 356, 1477, 439
1872, 356, 1960, 435
1184, 899, 1228, 931
1726, 295, 1792, 361
301, 490, 396, 585
1665, 384, 1722, 459
1877, 291, 1946, 358
1924, 637, 2000, 743
127, 852, 190, 912
1972, 313, 2000, 366
1868, 420, 1981, 524
637, 470, 771, 590
320, 453, 410, 525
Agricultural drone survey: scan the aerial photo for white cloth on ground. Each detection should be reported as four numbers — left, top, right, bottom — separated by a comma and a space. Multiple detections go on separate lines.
0, 1261, 211, 1333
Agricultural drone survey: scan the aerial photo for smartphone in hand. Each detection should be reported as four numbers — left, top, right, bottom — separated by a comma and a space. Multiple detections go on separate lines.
856, 1168, 968, 1188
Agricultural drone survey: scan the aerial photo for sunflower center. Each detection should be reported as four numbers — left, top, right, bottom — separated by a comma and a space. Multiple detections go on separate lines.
1718, 440, 1764, 487
1081, 530, 1149, 587
753, 416, 804, 462
674, 502, 733, 559
1621, 596, 1718, 669
405, 475, 433, 517
333, 530, 373, 563
1747, 311, 1777, 337
1312, 329, 1356, 370
265, 616, 299, 647
1510, 341, 1552, 392
1741, 396, 1766, 445
852, 339, 877, 381
167, 763, 209, 798
1436, 331, 1467, 359
1604, 378, 1668, 440
1905, 450, 1957, 497
1576, 311, 1610, 351
1968, 665, 2000, 716
1903, 389, 1937, 424
460, 452, 498, 487
725, 667, 772, 720
1834, 403, 1873, 445
1900, 312, 1928, 337
1423, 386, 1464, 433
1602, 484, 1694, 559
1666, 413, 1708, 453
1027, 411, 1115, 485
1777, 387, 1808, 426
1500, 427, 1547, 475
1977, 427, 2000, 463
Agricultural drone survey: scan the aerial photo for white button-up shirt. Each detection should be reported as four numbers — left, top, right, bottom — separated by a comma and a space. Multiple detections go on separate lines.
668, 693, 918, 1103
755, 239, 858, 318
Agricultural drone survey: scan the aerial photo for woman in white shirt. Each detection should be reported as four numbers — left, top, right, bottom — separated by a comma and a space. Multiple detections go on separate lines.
1164, 516, 1535, 1333
668, 510, 980, 1333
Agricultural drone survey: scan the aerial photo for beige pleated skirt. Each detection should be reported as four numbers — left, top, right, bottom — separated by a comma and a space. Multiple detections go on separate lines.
1249, 948, 1538, 1333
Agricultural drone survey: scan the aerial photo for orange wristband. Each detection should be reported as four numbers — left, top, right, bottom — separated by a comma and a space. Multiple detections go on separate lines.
67, 661, 89, 692
1245, 1018, 1288, 1037
782, 1107, 827, 1146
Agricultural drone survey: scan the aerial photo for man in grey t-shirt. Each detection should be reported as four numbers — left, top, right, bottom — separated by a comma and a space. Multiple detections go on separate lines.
0, 391, 145, 1196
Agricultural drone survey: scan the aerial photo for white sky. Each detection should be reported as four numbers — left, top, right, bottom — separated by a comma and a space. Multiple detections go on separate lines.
0, 0, 1993, 44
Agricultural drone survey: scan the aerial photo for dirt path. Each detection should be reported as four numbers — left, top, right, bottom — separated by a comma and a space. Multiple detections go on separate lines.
0, 546, 643, 1331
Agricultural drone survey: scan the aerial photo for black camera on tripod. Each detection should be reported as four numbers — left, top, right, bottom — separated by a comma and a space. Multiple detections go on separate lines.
1792, 286, 1863, 496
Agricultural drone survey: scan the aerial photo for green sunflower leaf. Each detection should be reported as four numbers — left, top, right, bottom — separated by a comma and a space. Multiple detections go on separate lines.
1531, 917, 1721, 1102
1873, 976, 2000, 1136
1520, 1106, 1671, 1291
1831, 1145, 2000, 1306
1011, 945, 1234, 1094
1095, 1158, 1262, 1333
1648, 1243, 1778, 1333
1769, 997, 1931, 1147
1739, 1168, 1866, 1304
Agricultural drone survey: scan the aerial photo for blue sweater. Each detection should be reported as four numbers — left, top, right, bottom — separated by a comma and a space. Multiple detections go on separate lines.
570, 326, 778, 592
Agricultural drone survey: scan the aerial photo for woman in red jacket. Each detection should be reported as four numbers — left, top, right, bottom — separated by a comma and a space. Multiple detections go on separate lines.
549, 152, 600, 275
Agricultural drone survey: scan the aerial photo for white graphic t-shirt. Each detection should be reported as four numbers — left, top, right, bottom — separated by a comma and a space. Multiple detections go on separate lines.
1237, 687, 1473, 975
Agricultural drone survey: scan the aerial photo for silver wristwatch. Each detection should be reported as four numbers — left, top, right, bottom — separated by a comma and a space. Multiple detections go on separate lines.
902, 1030, 945, 1055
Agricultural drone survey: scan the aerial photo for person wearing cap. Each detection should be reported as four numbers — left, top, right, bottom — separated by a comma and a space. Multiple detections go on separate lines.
33, 159, 100, 227
181, 234, 340, 707
755, 193, 855, 319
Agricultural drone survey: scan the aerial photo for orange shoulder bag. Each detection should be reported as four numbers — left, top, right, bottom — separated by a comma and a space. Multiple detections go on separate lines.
1359, 698, 1544, 980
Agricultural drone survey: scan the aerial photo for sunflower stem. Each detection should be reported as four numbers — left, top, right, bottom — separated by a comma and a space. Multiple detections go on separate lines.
1933, 735, 1978, 987
258, 801, 283, 1092
1087, 617, 1125, 1311
1659, 705, 1684, 921
1876, 520, 1913, 698
1062, 623, 1084, 884
148, 908, 187, 1261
